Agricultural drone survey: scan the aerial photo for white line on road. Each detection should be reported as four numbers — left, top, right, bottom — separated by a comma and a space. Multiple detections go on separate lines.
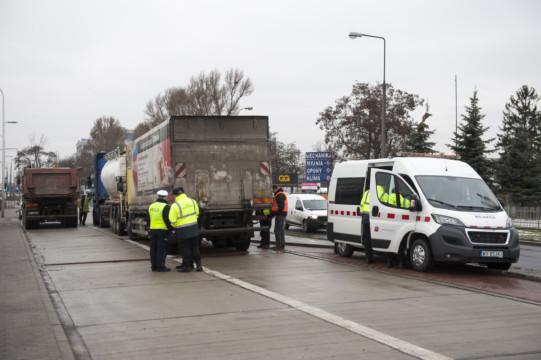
126, 239, 451, 359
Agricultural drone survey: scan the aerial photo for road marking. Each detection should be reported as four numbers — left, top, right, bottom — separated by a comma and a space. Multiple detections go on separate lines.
205, 268, 453, 360
127, 239, 451, 359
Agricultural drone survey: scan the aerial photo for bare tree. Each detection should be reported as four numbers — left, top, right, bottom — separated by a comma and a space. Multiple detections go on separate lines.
15, 134, 57, 168
224, 69, 254, 115
89, 116, 126, 153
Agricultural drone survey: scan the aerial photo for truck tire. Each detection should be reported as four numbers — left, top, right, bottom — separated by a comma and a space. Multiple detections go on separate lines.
234, 234, 251, 251
409, 238, 434, 272
336, 242, 354, 257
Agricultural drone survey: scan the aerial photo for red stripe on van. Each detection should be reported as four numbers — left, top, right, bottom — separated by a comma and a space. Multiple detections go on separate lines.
387, 213, 395, 219
402, 214, 410, 220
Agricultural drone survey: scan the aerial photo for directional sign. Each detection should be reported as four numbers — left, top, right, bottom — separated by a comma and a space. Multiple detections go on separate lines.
305, 152, 333, 182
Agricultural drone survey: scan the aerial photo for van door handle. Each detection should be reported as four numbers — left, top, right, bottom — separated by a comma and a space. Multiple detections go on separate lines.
356, 206, 360, 216
372, 206, 379, 217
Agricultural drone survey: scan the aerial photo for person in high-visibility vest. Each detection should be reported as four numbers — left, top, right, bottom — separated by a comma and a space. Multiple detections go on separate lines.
78, 194, 91, 225
169, 187, 201, 272
257, 208, 272, 249
360, 189, 375, 264
147, 190, 173, 272
270, 185, 288, 250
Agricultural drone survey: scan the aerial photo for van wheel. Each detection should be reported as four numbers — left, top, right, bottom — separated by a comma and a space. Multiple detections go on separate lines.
409, 238, 434, 272
486, 262, 511, 271
285, 222, 290, 229
336, 242, 354, 257
302, 220, 310, 233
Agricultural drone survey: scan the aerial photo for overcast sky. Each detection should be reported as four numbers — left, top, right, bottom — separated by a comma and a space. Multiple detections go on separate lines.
1, 0, 540, 164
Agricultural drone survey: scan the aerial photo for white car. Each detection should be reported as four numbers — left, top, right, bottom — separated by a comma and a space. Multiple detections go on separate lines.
285, 193, 328, 232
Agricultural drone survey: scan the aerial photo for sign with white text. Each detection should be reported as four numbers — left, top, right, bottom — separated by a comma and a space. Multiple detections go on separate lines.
305, 152, 333, 182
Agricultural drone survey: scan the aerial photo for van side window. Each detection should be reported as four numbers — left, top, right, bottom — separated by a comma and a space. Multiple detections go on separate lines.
335, 177, 364, 205
296, 200, 303, 211
399, 174, 418, 193
375, 172, 412, 209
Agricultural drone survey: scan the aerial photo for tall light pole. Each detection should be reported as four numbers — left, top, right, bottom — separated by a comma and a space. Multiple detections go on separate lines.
236, 106, 253, 115
349, 31, 387, 158
1, 88, 17, 218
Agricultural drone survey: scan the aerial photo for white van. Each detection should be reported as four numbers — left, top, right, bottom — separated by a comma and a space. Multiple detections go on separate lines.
286, 193, 328, 232
327, 155, 520, 271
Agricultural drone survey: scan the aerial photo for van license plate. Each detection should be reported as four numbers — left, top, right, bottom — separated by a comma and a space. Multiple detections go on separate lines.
480, 251, 503, 258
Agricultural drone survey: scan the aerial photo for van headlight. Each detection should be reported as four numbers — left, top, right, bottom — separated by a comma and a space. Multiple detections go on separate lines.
309, 215, 318, 219
506, 217, 513, 228
432, 214, 465, 227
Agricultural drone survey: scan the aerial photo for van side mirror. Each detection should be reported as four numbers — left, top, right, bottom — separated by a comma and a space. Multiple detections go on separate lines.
410, 194, 422, 212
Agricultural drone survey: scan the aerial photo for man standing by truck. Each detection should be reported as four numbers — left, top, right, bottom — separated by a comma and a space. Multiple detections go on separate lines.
147, 190, 173, 272
169, 187, 202, 272
78, 194, 91, 225
270, 185, 288, 250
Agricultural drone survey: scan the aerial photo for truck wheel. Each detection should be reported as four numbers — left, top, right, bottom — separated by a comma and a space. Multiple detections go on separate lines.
234, 235, 251, 251
486, 262, 512, 271
336, 242, 354, 257
409, 238, 434, 272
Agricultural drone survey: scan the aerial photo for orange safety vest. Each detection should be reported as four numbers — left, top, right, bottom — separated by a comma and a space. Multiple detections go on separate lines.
271, 191, 288, 213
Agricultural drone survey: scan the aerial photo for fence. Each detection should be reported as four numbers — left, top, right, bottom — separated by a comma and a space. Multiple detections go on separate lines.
506, 205, 541, 230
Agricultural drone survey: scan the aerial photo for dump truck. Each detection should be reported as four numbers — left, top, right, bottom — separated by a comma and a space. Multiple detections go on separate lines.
21, 167, 80, 229
94, 116, 273, 251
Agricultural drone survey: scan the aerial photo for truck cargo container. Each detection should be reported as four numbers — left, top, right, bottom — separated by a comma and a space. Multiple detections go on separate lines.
96, 116, 273, 251
21, 168, 79, 229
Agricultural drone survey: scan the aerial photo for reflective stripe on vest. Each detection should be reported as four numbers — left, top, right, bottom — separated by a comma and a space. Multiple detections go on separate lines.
271, 191, 288, 212
171, 195, 198, 229
149, 202, 168, 230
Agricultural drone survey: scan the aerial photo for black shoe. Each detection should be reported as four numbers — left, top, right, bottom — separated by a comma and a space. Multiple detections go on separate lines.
151, 269, 157, 272
257, 245, 270, 249
177, 267, 192, 273
176, 263, 194, 269
157, 267, 171, 272
196, 265, 203, 272
366, 258, 375, 264
271, 246, 283, 251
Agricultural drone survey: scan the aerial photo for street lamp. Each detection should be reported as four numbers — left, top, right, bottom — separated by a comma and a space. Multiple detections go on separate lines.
236, 106, 253, 115
349, 31, 387, 158
1, 88, 18, 218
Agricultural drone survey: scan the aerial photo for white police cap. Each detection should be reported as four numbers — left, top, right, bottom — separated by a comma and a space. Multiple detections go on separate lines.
157, 190, 168, 197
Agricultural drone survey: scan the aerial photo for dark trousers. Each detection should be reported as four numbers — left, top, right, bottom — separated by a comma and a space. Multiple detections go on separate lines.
79, 211, 88, 225
259, 218, 271, 247
274, 215, 286, 248
362, 213, 373, 259
178, 236, 201, 269
149, 229, 169, 270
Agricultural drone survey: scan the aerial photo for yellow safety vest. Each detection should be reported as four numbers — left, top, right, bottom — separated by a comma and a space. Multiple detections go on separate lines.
388, 193, 411, 208
78, 197, 90, 212
148, 202, 169, 230
169, 194, 199, 229
360, 186, 389, 213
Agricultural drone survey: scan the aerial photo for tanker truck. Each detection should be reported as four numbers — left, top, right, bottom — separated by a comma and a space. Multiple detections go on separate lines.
95, 116, 273, 251
92, 149, 127, 234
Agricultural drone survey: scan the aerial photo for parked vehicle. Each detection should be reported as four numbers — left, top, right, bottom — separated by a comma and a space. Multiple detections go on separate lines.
92, 149, 127, 235
94, 116, 273, 251
327, 154, 520, 271
285, 193, 327, 232
20, 168, 80, 229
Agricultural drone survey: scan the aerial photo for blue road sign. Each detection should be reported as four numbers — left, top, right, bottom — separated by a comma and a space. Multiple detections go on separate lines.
305, 152, 333, 182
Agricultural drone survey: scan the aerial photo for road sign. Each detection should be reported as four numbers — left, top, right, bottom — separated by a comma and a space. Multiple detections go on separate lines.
305, 152, 333, 182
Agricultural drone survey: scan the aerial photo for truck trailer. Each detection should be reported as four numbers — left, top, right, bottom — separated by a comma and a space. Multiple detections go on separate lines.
96, 115, 273, 251
21, 167, 80, 229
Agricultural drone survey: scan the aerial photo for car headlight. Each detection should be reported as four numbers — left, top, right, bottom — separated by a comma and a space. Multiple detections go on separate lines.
309, 215, 318, 219
432, 214, 465, 226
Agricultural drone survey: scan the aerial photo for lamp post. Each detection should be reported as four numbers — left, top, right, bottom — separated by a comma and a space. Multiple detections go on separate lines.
349, 31, 387, 158
236, 106, 253, 115
1, 88, 18, 218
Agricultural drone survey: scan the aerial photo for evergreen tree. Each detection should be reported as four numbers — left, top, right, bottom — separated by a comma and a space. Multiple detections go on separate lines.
406, 102, 436, 154
496, 85, 541, 204
447, 89, 495, 186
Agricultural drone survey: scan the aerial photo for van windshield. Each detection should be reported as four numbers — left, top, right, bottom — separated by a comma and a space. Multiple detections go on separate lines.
416, 175, 501, 211
303, 200, 327, 211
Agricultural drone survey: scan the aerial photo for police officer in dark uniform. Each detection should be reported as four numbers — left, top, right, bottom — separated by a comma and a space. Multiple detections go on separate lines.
147, 190, 173, 272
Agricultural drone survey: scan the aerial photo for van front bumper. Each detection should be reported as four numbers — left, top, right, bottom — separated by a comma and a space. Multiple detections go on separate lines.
428, 225, 520, 264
